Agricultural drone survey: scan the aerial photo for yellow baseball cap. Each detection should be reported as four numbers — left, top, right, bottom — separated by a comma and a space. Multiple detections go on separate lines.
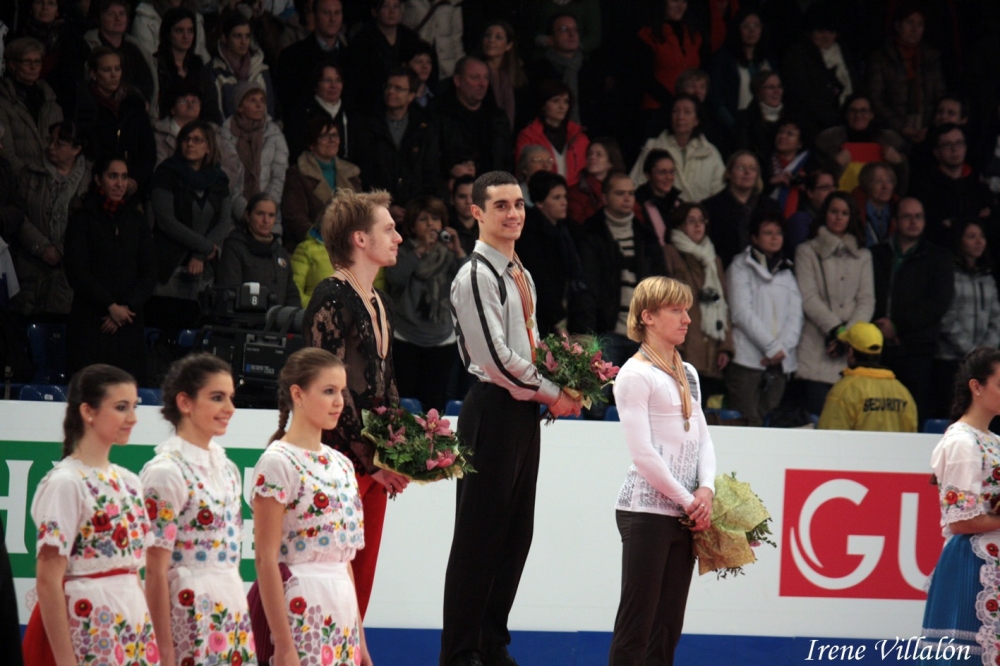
838, 322, 883, 354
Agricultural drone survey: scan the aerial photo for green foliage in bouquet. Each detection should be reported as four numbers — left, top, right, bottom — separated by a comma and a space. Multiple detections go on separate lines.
692, 472, 776, 579
361, 406, 475, 483
534, 334, 620, 412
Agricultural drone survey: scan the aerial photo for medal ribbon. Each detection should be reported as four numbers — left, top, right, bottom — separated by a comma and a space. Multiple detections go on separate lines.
338, 267, 389, 360
640, 342, 692, 424
510, 254, 537, 363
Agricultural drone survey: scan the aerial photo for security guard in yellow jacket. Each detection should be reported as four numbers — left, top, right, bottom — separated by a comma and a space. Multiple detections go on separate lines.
818, 322, 918, 432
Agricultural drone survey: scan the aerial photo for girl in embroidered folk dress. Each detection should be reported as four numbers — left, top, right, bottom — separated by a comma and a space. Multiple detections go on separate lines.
920, 347, 1000, 665
608, 277, 716, 666
141, 353, 256, 666
24, 364, 159, 666
249, 348, 371, 666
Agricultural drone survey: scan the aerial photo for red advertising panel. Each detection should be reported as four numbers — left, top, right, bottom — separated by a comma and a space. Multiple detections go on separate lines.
780, 470, 945, 599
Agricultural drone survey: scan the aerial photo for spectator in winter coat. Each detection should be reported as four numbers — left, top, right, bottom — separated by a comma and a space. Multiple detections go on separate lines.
516, 171, 591, 337
219, 82, 288, 227
349, 0, 423, 116
708, 9, 773, 130
703, 150, 781, 267
853, 161, 898, 249
74, 47, 157, 198
384, 195, 463, 412
871, 197, 954, 422
153, 7, 219, 124
355, 68, 442, 221
13, 0, 90, 117
206, 10, 277, 122
153, 83, 207, 166
785, 168, 836, 257
733, 70, 784, 168
132, 0, 210, 66
84, 0, 158, 116
635, 149, 681, 246
567, 137, 625, 224
725, 211, 804, 426
933, 220, 1000, 418
0, 38, 64, 175
151, 120, 231, 300
274, 0, 350, 117
216, 192, 300, 307
437, 56, 512, 175
630, 94, 725, 204
636, 0, 702, 116
910, 124, 992, 250
401, 0, 465, 79
515, 80, 589, 187
793, 192, 876, 415
781, 4, 857, 141
866, 6, 945, 147
283, 63, 356, 163
575, 172, 667, 373
477, 20, 527, 132
663, 202, 734, 400
12, 120, 89, 317
281, 115, 360, 253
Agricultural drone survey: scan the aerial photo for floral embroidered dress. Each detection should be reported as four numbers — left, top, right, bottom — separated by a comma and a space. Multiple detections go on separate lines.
28, 458, 159, 665
248, 441, 365, 666
920, 422, 1000, 665
140, 436, 256, 666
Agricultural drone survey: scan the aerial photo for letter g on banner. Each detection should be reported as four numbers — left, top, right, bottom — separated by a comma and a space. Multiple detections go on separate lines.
789, 479, 884, 590
779, 470, 944, 600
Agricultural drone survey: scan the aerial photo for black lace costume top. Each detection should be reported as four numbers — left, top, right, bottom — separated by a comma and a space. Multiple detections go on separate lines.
304, 277, 399, 475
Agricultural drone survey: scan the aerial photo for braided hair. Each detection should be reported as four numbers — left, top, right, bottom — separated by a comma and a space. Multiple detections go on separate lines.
270, 348, 344, 443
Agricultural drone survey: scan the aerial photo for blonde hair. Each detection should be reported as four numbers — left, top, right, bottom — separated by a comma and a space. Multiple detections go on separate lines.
626, 277, 693, 342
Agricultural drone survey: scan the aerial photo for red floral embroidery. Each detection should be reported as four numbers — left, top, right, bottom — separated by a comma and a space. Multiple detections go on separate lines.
92, 510, 112, 532
993, 468, 1000, 481
987, 599, 999, 612
145, 497, 157, 521
318, 455, 329, 466
113, 523, 129, 549
289, 597, 307, 615
989, 543, 999, 557
74, 599, 92, 617
945, 491, 958, 505
313, 492, 329, 509
197, 508, 214, 526
256, 474, 265, 486
181, 658, 195, 666
178, 589, 195, 607
231, 653, 243, 666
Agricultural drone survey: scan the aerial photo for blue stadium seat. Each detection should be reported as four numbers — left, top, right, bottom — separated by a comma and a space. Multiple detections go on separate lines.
922, 419, 950, 434
137, 388, 163, 406
604, 406, 620, 421
399, 397, 423, 415
26, 323, 68, 383
19, 384, 68, 402
444, 400, 463, 416
177, 329, 199, 348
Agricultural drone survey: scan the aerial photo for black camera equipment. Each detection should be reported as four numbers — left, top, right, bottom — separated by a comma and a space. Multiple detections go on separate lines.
197, 284, 306, 408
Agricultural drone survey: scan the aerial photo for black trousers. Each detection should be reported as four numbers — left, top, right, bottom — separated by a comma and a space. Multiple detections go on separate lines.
440, 382, 541, 665
608, 511, 694, 666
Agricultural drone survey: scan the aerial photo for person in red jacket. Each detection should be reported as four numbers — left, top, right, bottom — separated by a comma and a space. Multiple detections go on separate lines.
637, 0, 703, 113
515, 80, 589, 186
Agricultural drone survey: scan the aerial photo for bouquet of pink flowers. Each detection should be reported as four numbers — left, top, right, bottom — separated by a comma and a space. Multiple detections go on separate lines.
534, 334, 620, 416
361, 406, 474, 483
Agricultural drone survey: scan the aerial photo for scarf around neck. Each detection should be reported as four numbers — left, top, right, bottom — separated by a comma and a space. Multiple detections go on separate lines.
412, 241, 453, 323
162, 154, 223, 190
670, 228, 729, 341
220, 44, 251, 82
230, 114, 265, 198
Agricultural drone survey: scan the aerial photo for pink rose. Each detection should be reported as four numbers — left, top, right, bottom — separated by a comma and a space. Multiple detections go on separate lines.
322, 645, 335, 665
208, 631, 228, 653
105, 503, 120, 518
163, 523, 177, 540
375, 406, 387, 415
146, 641, 160, 664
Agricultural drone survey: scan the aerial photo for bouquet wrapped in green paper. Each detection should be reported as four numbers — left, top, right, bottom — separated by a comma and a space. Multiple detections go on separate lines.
692, 472, 776, 577
361, 406, 474, 483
